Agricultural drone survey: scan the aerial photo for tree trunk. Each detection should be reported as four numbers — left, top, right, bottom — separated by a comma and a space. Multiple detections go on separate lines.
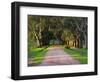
75, 40, 77, 48
80, 39, 83, 48
77, 39, 80, 48
84, 34, 87, 48
36, 38, 40, 47
66, 40, 69, 48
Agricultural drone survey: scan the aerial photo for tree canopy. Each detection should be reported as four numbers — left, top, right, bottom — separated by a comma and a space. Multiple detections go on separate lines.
28, 15, 88, 49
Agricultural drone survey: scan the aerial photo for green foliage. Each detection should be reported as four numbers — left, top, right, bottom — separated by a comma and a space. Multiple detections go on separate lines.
61, 28, 73, 41
28, 15, 88, 48
28, 47, 48, 65
64, 48, 88, 64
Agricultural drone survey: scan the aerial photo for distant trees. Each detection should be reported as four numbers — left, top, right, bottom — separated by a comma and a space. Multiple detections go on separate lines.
28, 15, 88, 49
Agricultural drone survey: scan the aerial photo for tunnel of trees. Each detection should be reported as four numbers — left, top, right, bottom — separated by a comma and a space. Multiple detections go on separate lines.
28, 15, 88, 49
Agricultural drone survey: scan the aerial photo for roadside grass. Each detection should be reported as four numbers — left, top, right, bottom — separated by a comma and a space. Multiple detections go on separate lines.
28, 46, 48, 65
64, 48, 88, 64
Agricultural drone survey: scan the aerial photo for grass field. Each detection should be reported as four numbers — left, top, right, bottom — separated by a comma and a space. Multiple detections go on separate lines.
28, 47, 48, 65
64, 48, 88, 64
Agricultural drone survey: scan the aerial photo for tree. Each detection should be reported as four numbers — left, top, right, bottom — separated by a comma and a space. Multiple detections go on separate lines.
28, 15, 87, 48
63, 17, 87, 48
28, 16, 46, 47
61, 28, 74, 48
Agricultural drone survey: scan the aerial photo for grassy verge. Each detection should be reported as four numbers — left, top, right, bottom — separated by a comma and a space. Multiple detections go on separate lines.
28, 47, 48, 66
64, 48, 88, 64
